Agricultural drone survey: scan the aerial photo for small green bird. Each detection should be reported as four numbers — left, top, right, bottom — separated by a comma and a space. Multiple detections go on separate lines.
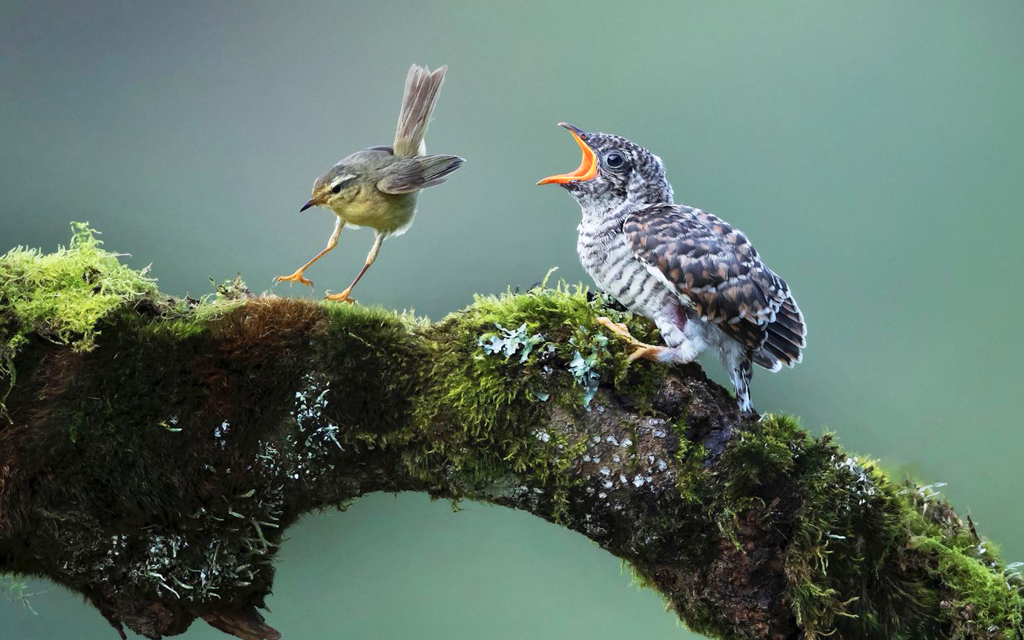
276, 64, 464, 303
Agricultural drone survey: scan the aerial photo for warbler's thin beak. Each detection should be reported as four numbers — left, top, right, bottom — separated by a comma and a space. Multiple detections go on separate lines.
537, 122, 598, 185
299, 198, 317, 213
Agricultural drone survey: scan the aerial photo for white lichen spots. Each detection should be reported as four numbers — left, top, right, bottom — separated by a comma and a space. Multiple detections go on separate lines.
653, 429, 666, 438
598, 492, 607, 499
592, 457, 601, 463
647, 455, 656, 465
599, 467, 611, 476
613, 455, 621, 463
632, 475, 645, 488
619, 475, 628, 485
583, 454, 592, 462
1006, 562, 1024, 581
602, 480, 613, 489
158, 415, 182, 433
620, 438, 632, 448
213, 421, 230, 447
835, 456, 878, 507
914, 482, 948, 516
318, 423, 343, 451
533, 430, 551, 443
292, 374, 348, 465
606, 435, 619, 446
585, 486, 595, 496
592, 436, 601, 443
657, 459, 667, 472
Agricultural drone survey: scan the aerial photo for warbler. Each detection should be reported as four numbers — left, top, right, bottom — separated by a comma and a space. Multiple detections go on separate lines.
276, 64, 464, 302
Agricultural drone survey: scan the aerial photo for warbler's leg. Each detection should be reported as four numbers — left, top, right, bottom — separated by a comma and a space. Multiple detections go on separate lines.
325, 231, 387, 304
275, 217, 344, 287
596, 316, 668, 363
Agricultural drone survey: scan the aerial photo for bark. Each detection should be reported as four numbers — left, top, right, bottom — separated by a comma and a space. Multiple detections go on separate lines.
1, 281, 1021, 640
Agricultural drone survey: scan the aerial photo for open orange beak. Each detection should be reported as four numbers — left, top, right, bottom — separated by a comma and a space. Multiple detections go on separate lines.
537, 123, 598, 185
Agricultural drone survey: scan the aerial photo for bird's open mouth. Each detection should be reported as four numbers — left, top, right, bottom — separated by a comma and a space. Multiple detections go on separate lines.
537, 123, 598, 185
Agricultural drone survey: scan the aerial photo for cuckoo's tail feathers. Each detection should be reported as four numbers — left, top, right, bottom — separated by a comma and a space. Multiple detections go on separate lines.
753, 296, 806, 371
393, 64, 447, 157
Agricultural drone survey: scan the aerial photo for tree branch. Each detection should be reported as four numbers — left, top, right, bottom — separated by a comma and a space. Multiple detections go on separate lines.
1, 232, 1022, 639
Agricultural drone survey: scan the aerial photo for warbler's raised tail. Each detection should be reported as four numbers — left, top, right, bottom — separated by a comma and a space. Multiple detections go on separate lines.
393, 64, 447, 158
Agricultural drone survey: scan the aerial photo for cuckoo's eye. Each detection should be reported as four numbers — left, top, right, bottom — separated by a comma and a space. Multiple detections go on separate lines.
605, 152, 626, 169
331, 183, 343, 194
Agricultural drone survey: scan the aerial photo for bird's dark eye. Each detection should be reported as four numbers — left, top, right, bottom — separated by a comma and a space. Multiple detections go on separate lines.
605, 152, 625, 169
331, 183, 342, 194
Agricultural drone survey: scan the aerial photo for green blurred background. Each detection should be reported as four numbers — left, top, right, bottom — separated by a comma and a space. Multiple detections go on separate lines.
2, 1, 1023, 638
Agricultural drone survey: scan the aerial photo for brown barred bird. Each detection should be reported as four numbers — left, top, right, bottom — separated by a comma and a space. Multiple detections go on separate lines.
538, 123, 806, 412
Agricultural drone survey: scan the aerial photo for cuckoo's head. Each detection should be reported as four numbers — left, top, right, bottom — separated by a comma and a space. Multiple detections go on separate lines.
537, 123, 672, 212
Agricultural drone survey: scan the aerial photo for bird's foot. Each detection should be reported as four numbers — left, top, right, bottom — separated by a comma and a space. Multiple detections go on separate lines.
596, 316, 632, 339
274, 270, 313, 287
625, 344, 668, 363
324, 288, 356, 304
596, 317, 666, 363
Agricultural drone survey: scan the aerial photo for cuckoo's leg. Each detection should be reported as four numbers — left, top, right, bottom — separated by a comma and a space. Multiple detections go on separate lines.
275, 217, 344, 287
596, 316, 668, 363
325, 231, 387, 304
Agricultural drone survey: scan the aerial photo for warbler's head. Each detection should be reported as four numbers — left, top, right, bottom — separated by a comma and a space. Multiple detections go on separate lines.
537, 123, 672, 212
300, 147, 400, 213
300, 164, 362, 213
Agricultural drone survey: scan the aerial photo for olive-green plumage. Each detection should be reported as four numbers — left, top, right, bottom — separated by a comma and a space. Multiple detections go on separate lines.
277, 64, 464, 302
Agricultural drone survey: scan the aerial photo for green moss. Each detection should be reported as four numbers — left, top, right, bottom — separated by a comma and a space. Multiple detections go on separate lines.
0, 223, 157, 351
0, 223, 158, 417
671, 427, 710, 505
720, 413, 805, 497
6, 228, 1022, 639
783, 433, 1024, 640
396, 283, 664, 521
903, 493, 1024, 639
655, 411, 1023, 639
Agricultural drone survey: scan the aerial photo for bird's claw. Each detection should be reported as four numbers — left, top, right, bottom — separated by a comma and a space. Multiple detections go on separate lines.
274, 271, 313, 287
596, 316, 665, 363
596, 317, 632, 339
626, 344, 666, 363
324, 288, 356, 304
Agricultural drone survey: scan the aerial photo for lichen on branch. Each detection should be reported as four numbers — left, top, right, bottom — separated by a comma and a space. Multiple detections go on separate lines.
0, 226, 1021, 640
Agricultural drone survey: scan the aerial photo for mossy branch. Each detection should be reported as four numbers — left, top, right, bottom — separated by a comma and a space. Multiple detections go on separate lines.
1, 227, 1022, 640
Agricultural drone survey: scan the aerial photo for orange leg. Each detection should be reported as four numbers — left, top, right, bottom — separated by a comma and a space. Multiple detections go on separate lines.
325, 231, 387, 304
275, 217, 344, 287
596, 316, 667, 363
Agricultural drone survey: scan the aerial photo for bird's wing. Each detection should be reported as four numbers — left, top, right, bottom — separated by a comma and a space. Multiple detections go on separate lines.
377, 155, 465, 194
622, 204, 805, 368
